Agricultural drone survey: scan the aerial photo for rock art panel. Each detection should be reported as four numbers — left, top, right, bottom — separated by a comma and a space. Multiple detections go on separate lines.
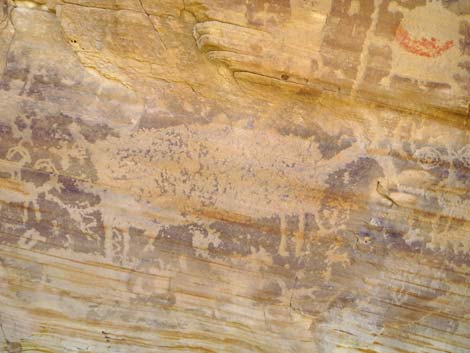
0, 1, 468, 353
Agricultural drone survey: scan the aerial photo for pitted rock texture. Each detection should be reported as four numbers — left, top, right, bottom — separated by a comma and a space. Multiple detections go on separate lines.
0, 1, 469, 353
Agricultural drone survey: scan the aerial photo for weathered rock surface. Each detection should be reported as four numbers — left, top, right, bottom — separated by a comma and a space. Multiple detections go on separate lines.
0, 0, 469, 352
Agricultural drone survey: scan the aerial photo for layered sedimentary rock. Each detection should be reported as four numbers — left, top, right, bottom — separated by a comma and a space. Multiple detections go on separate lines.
0, 0, 469, 352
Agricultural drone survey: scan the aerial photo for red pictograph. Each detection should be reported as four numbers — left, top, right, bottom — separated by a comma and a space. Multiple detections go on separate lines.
395, 25, 454, 58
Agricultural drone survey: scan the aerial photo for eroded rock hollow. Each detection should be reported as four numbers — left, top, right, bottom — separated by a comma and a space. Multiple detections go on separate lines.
0, 0, 469, 352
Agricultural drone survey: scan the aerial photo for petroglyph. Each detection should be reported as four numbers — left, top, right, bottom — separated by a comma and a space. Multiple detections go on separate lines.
0, 2, 468, 353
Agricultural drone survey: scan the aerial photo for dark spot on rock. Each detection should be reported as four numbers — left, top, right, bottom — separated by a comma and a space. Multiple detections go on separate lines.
14, 116, 28, 131
459, 20, 470, 55
160, 224, 195, 250
0, 202, 26, 238
6, 342, 22, 353
310, 59, 319, 73
424, 81, 452, 93
20, 167, 51, 187
363, 44, 392, 85
31, 113, 73, 147
0, 123, 17, 158
453, 157, 470, 186
27, 192, 105, 255
207, 215, 280, 259
77, 118, 117, 143
277, 120, 355, 159
0, 51, 31, 92
0, 123, 12, 137
326, 157, 384, 192
443, 0, 470, 15
259, 280, 283, 302
52, 175, 101, 207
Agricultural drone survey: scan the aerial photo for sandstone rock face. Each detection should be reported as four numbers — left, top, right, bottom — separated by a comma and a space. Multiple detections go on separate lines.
0, 1, 469, 352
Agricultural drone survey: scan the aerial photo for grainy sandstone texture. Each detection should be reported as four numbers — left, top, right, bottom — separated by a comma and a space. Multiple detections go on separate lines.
0, 0, 469, 352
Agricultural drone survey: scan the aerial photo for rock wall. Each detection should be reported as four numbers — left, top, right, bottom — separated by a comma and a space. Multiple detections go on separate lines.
0, 1, 469, 352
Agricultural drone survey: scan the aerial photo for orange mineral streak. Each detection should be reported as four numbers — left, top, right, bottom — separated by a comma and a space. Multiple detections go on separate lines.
395, 25, 454, 58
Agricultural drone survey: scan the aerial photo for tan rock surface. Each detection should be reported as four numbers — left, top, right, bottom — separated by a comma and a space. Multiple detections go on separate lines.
0, 0, 469, 352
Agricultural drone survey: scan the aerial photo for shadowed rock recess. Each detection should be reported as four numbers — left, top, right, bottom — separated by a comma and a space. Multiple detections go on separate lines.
0, 0, 469, 352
